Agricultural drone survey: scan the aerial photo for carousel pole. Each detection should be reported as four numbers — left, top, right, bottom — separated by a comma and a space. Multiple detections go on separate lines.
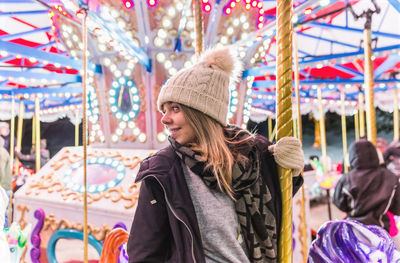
35, 97, 40, 172
294, 31, 307, 262
363, 28, 377, 145
268, 115, 272, 140
354, 112, 359, 141
317, 85, 331, 220
10, 96, 15, 174
75, 109, 80, 146
394, 86, 399, 141
16, 101, 24, 155
340, 87, 349, 173
32, 114, 36, 146
276, 0, 294, 260
15, 101, 24, 174
8, 96, 15, 226
193, 0, 203, 57
80, 7, 89, 263
317, 87, 327, 169
358, 90, 365, 138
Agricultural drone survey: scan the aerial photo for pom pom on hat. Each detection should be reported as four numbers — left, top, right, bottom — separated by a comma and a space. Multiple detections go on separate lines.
157, 46, 243, 125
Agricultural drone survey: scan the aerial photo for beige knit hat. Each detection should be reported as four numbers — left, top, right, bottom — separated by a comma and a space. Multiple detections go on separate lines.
157, 46, 243, 125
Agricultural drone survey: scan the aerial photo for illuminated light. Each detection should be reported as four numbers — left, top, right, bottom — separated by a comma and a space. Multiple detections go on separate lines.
320, 0, 330, 6
0, 51, 8, 57
111, 135, 118, 142
259, 9, 264, 15
259, 16, 264, 22
133, 128, 141, 136
245, 0, 250, 3
227, 27, 234, 35
148, 0, 156, 7
258, 23, 263, 29
138, 133, 147, 143
202, 0, 208, 2
230, 2, 235, 8
225, 7, 231, 14
204, 4, 211, 12
157, 132, 167, 142
316, 63, 323, 69
245, 4, 251, 10
162, 18, 172, 28
16, 55, 22, 59
257, 2, 262, 8
251, 1, 257, 7
167, 7, 176, 17
304, 7, 312, 15
29, 57, 37, 63
124, 0, 133, 9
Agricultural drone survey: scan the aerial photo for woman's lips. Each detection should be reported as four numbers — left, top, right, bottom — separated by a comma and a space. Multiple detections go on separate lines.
169, 128, 180, 137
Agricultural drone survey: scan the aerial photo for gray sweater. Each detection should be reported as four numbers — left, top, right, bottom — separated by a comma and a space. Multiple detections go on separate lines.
182, 162, 250, 263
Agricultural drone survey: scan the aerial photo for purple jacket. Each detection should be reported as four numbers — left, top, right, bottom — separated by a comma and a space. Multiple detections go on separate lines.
127, 135, 303, 263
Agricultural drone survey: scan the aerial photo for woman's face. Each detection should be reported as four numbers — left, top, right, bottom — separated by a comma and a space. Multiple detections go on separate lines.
161, 102, 196, 145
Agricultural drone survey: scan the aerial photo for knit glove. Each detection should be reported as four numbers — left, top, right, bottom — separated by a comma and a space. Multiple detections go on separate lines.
268, 137, 304, 177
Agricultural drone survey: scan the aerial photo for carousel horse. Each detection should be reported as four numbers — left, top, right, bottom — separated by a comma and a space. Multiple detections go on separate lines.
308, 219, 400, 262
99, 227, 129, 263
4, 222, 31, 263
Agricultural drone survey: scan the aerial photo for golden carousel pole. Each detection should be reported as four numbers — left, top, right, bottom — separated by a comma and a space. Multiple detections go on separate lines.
193, 0, 203, 57
363, 28, 377, 145
268, 115, 272, 140
394, 86, 399, 141
75, 109, 80, 146
317, 85, 332, 220
80, 7, 89, 263
8, 96, 15, 226
293, 31, 307, 262
358, 89, 365, 138
354, 111, 359, 141
340, 86, 349, 173
276, 0, 294, 260
16, 101, 24, 161
10, 96, 15, 175
35, 97, 40, 172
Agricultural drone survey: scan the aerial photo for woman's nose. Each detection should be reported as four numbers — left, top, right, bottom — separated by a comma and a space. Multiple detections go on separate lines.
161, 113, 171, 124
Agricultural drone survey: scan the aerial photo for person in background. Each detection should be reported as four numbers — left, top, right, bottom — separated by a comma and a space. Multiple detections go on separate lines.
0, 137, 11, 228
0, 122, 11, 154
384, 140, 400, 177
304, 155, 319, 172
127, 46, 304, 263
14, 139, 50, 172
333, 139, 400, 239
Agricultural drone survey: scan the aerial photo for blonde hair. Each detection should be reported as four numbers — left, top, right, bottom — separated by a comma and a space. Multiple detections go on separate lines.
181, 104, 255, 199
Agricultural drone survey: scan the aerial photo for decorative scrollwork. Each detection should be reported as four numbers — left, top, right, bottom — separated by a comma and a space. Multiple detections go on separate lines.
25, 150, 145, 208
44, 214, 112, 241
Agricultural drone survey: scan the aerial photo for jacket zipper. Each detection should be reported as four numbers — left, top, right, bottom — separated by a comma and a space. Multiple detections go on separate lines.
142, 175, 197, 263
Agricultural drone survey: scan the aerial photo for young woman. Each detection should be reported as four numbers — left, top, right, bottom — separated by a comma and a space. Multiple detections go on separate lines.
127, 46, 304, 263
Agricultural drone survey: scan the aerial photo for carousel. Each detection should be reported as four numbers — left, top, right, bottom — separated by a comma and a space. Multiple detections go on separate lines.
0, 0, 399, 262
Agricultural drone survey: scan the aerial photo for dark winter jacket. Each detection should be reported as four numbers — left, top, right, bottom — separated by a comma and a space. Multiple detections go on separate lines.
127, 135, 303, 263
333, 139, 400, 231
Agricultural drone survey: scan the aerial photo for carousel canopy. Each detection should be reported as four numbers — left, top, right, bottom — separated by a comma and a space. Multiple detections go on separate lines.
0, 0, 398, 123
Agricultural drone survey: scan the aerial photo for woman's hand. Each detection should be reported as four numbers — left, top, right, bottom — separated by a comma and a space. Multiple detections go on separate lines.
268, 137, 304, 177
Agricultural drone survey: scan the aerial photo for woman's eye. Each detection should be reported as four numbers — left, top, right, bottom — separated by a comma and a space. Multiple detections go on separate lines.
172, 106, 180, 111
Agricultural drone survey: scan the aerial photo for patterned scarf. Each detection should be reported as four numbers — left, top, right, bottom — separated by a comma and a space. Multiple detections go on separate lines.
169, 128, 277, 263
